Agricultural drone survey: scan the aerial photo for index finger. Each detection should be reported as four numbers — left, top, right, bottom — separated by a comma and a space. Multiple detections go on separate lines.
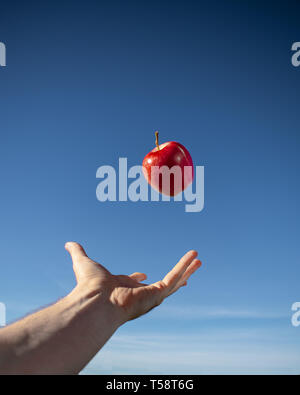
162, 250, 198, 291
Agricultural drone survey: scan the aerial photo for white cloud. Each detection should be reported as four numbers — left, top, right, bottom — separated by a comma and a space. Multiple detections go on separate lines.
81, 328, 300, 375
144, 304, 288, 320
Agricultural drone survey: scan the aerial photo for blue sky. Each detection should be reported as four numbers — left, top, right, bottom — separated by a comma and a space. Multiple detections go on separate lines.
1, 0, 300, 374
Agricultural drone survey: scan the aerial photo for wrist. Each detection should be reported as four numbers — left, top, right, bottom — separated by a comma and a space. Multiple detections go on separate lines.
66, 283, 124, 330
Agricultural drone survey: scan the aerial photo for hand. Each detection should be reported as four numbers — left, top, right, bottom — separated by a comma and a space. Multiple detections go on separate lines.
65, 242, 202, 324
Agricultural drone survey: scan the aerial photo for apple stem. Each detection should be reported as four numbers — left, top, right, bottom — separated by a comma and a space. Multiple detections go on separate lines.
155, 131, 160, 150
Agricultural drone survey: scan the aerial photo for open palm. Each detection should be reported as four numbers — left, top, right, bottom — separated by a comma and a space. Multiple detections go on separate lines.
65, 242, 202, 322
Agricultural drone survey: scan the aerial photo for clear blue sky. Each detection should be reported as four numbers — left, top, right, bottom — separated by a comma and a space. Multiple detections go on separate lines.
1, 0, 300, 374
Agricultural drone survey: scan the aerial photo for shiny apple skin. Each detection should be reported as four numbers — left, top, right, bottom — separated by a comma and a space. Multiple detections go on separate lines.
142, 141, 194, 196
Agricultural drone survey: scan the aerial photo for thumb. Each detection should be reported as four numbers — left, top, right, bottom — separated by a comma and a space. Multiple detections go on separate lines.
65, 242, 88, 262
65, 241, 110, 284
65, 241, 90, 283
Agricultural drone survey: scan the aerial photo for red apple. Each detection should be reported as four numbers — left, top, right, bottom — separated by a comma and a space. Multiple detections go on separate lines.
142, 131, 194, 196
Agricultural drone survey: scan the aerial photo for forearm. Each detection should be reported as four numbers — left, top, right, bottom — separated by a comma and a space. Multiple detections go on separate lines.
0, 285, 121, 375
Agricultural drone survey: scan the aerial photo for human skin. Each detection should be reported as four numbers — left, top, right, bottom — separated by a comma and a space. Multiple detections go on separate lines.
0, 242, 201, 375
